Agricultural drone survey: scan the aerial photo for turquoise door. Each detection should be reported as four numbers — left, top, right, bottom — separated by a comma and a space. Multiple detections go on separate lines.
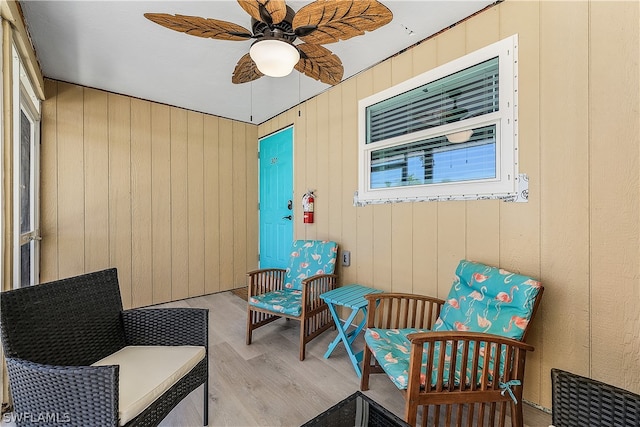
259, 126, 294, 269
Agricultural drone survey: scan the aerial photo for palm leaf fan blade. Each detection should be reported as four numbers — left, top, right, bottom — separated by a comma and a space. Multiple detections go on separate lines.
292, 0, 393, 45
236, 0, 288, 25
232, 53, 264, 84
295, 44, 343, 86
144, 13, 253, 41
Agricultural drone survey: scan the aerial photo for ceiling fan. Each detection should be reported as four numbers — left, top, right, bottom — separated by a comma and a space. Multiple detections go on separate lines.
144, 0, 393, 86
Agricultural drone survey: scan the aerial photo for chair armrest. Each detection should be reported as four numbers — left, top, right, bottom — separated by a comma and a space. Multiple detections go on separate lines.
404, 331, 533, 392
122, 308, 208, 347
6, 357, 119, 427
364, 293, 445, 330
246, 268, 286, 297
300, 273, 338, 309
406, 330, 534, 351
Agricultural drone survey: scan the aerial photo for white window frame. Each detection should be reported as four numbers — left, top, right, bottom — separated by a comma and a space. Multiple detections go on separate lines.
357, 35, 519, 205
12, 44, 41, 288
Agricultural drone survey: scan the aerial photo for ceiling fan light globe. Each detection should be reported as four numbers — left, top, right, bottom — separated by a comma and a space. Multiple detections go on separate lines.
250, 39, 300, 77
446, 129, 474, 144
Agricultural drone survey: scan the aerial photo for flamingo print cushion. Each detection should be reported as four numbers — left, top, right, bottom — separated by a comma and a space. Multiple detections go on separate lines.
364, 330, 500, 390
249, 289, 303, 316
364, 260, 541, 390
283, 240, 338, 291
364, 328, 431, 389
433, 260, 542, 340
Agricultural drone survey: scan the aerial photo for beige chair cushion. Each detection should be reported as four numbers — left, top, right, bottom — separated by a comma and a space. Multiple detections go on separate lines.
92, 345, 206, 425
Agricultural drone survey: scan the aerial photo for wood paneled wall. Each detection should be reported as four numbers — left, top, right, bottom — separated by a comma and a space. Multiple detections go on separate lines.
38, 0, 639, 412
258, 0, 639, 409
41, 80, 258, 309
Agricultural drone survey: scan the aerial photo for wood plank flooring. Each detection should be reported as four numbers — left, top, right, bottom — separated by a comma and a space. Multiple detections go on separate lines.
156, 291, 552, 427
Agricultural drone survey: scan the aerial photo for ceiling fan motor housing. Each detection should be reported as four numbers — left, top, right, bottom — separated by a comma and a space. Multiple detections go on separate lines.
251, 5, 296, 43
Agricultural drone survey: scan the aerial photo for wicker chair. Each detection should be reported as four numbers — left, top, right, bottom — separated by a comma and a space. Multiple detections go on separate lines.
0, 268, 208, 427
551, 368, 640, 427
246, 240, 338, 361
360, 260, 544, 427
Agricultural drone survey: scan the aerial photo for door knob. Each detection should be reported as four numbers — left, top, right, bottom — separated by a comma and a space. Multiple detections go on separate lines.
282, 215, 292, 220
287, 200, 293, 210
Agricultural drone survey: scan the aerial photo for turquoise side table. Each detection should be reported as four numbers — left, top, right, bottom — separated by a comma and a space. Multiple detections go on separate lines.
320, 284, 383, 377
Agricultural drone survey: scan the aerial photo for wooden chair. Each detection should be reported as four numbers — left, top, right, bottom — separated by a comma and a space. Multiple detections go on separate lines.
246, 240, 338, 361
360, 260, 544, 426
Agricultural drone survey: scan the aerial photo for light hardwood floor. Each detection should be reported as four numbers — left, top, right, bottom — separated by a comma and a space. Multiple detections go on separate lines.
156, 291, 552, 427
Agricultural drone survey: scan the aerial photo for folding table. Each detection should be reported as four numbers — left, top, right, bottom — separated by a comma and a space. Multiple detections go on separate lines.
320, 284, 383, 377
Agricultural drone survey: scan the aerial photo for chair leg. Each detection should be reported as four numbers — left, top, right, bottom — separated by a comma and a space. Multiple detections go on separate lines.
511, 400, 524, 427
360, 346, 372, 391
246, 309, 253, 345
299, 322, 306, 361
203, 378, 209, 426
404, 398, 418, 426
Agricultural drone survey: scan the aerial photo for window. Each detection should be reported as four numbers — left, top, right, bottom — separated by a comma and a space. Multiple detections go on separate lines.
12, 45, 41, 288
357, 35, 518, 204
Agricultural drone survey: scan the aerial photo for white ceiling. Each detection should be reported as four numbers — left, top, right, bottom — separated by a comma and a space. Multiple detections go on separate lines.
21, 0, 495, 124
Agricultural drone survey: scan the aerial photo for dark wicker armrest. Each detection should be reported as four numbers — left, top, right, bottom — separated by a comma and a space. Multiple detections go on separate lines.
246, 268, 286, 297
122, 308, 208, 347
551, 368, 640, 427
6, 357, 119, 427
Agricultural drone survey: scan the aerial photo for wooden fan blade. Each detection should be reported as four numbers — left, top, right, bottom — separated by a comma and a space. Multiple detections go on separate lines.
144, 13, 253, 41
295, 44, 343, 86
237, 0, 287, 25
232, 53, 264, 84
292, 0, 393, 45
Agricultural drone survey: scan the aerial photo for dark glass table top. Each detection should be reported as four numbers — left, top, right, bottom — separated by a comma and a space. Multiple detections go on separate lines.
301, 391, 410, 427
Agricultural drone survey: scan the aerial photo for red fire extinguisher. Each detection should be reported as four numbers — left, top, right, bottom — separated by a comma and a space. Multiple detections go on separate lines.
302, 191, 315, 224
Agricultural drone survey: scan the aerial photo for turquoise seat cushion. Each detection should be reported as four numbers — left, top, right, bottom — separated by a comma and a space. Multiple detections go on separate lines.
249, 289, 302, 317
365, 327, 502, 390
434, 260, 542, 340
283, 240, 338, 291
364, 328, 430, 389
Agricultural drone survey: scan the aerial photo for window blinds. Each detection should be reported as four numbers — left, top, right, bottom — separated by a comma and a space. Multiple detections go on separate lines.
366, 57, 499, 144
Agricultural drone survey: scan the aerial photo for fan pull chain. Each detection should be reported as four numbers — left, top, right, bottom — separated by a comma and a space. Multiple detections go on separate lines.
298, 72, 301, 117
250, 81, 253, 122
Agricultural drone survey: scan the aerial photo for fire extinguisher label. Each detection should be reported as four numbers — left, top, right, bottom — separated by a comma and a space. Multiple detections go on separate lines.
305, 200, 314, 211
